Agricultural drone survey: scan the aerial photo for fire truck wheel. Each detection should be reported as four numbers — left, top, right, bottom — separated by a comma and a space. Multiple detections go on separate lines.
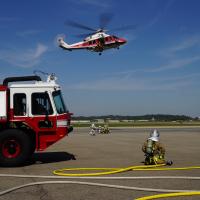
30, 140, 36, 155
28, 133, 36, 156
0, 129, 32, 167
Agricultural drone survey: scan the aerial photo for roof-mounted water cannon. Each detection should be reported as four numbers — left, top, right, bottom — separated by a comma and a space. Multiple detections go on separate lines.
47, 73, 57, 83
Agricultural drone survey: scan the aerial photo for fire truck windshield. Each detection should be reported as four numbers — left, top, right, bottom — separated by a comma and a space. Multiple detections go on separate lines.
52, 90, 67, 114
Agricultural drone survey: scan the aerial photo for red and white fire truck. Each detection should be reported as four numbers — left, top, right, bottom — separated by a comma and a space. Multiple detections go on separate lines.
0, 74, 73, 167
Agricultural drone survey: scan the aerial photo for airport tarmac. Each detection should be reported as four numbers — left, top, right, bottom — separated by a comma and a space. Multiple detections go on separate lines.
0, 127, 199, 200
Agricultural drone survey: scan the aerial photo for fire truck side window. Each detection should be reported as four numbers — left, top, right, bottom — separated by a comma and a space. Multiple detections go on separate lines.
32, 93, 53, 115
14, 93, 26, 116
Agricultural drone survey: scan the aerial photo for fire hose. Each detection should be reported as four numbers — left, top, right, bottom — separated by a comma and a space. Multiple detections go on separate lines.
53, 164, 200, 176
135, 192, 200, 200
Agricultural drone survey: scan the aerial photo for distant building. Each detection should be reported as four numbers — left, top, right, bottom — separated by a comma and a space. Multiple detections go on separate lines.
96, 119, 104, 123
71, 120, 90, 123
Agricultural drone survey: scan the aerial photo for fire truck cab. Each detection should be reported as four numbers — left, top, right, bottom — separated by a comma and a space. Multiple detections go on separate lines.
0, 74, 73, 167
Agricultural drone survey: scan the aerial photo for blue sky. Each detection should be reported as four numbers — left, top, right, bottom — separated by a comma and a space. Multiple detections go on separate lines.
0, 0, 200, 117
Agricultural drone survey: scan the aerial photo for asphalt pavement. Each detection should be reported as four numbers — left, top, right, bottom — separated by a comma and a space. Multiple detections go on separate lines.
0, 127, 199, 200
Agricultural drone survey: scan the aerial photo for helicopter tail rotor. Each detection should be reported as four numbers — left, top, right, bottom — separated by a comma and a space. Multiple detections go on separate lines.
54, 34, 66, 46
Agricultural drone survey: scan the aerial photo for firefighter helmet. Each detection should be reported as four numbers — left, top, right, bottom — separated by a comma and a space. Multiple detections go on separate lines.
149, 129, 159, 142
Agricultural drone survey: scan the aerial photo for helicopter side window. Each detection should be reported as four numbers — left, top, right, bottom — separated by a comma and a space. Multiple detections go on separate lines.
99, 37, 104, 43
89, 41, 92, 45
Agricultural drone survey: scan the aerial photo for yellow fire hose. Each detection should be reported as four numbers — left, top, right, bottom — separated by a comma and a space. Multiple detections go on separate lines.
135, 192, 200, 200
53, 164, 200, 199
53, 164, 200, 176
53, 164, 166, 176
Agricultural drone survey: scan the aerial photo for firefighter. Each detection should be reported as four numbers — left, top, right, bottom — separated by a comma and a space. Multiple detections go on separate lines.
89, 123, 96, 136
142, 129, 172, 165
102, 124, 110, 134
97, 125, 102, 134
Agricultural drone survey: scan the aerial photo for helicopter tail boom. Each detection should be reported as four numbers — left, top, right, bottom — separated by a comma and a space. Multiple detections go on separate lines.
57, 37, 72, 51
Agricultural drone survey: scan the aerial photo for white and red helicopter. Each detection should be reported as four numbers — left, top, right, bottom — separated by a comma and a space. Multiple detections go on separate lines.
57, 14, 136, 55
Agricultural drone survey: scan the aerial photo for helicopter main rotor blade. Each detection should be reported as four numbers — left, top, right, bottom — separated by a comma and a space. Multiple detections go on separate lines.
110, 24, 138, 32
99, 13, 114, 29
75, 33, 93, 39
65, 20, 97, 32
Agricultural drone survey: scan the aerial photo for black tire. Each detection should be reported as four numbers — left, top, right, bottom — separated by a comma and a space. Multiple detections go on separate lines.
30, 142, 36, 155
29, 133, 36, 156
0, 129, 32, 167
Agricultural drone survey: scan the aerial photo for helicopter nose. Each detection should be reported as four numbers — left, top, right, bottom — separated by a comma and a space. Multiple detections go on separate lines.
119, 38, 127, 44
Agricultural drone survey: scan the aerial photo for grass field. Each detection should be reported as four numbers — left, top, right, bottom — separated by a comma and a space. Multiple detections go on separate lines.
72, 121, 200, 127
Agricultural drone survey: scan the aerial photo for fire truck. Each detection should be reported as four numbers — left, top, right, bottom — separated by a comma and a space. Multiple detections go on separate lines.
0, 74, 73, 167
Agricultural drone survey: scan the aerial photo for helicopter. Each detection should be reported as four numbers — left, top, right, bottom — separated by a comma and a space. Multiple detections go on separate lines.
57, 14, 136, 55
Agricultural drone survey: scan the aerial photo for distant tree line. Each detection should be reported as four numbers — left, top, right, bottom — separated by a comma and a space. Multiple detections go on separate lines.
72, 114, 195, 121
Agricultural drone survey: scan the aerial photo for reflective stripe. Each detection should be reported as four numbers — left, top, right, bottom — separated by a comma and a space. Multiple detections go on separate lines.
57, 120, 67, 127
